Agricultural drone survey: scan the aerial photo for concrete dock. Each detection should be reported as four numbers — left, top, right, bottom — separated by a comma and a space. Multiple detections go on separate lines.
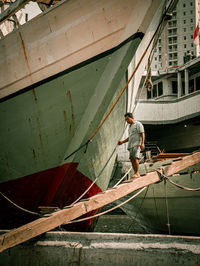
0, 231, 200, 266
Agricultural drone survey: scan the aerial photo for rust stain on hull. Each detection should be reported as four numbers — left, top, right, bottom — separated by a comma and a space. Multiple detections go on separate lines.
67, 90, 75, 133
18, 31, 33, 84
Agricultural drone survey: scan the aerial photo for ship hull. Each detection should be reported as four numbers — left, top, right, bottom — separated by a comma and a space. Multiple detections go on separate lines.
0, 38, 139, 230
113, 161, 200, 235
0, 0, 169, 230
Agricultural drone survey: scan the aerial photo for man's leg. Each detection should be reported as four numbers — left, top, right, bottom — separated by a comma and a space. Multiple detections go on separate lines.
130, 157, 140, 178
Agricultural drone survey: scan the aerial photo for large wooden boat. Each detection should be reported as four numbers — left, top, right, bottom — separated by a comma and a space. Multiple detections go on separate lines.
111, 154, 200, 235
0, 0, 178, 231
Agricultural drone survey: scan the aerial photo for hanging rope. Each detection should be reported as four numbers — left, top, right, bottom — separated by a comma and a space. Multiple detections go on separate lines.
113, 167, 132, 188
64, 1, 173, 161
164, 180, 171, 234
127, 185, 149, 232
155, 168, 200, 191
0, 192, 42, 217
65, 145, 117, 207
166, 176, 200, 191
64, 140, 90, 160
63, 0, 176, 209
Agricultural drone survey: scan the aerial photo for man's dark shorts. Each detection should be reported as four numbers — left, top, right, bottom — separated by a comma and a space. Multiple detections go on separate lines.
129, 145, 141, 159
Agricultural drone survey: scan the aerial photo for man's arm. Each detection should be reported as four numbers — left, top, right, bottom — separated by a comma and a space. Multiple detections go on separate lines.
118, 137, 129, 145
140, 132, 145, 150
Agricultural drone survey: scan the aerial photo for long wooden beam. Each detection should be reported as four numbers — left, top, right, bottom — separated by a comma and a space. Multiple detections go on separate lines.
0, 151, 200, 253
0, 0, 31, 25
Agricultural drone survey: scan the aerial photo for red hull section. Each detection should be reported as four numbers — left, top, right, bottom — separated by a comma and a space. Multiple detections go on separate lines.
0, 163, 102, 231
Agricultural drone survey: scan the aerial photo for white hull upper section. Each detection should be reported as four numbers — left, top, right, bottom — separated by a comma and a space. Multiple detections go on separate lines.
0, 0, 161, 99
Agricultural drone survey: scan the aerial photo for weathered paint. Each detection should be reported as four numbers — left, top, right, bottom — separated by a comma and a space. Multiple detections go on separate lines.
0, 162, 102, 231
0, 0, 162, 98
114, 161, 200, 235
0, 0, 174, 232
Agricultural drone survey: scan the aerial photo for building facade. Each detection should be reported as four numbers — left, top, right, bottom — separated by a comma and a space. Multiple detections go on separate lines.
152, 0, 200, 70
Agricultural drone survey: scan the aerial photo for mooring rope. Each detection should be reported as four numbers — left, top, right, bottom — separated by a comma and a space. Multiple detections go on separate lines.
166, 176, 200, 191
155, 168, 200, 191
127, 185, 149, 232
164, 180, 171, 234
66, 146, 117, 207
0, 192, 42, 217
64, 0, 173, 162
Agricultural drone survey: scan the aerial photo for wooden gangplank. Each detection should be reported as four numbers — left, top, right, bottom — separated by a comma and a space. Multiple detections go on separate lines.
0, 151, 200, 253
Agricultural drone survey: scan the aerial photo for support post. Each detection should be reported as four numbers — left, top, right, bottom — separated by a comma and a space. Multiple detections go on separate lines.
177, 71, 182, 98
184, 68, 189, 95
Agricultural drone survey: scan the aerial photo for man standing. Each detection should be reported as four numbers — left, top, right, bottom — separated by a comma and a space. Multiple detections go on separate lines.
118, 113, 145, 179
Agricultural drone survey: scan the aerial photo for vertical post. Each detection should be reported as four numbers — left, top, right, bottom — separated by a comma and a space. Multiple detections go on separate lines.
194, 76, 196, 92
184, 68, 189, 95
177, 71, 182, 98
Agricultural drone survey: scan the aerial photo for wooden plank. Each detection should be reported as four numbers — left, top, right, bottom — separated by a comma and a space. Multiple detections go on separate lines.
0, 151, 200, 253
164, 152, 200, 176
0, 172, 161, 253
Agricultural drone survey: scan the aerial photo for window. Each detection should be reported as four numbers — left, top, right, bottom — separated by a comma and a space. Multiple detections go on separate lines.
184, 36, 186, 40
183, 3, 186, 8
191, 19, 193, 23
183, 20, 186, 24
173, 29, 177, 35
183, 12, 186, 16
158, 82, 163, 96
173, 21, 177, 27
184, 44, 187, 48
190, 2, 193, 6
191, 43, 193, 47
184, 28, 186, 32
